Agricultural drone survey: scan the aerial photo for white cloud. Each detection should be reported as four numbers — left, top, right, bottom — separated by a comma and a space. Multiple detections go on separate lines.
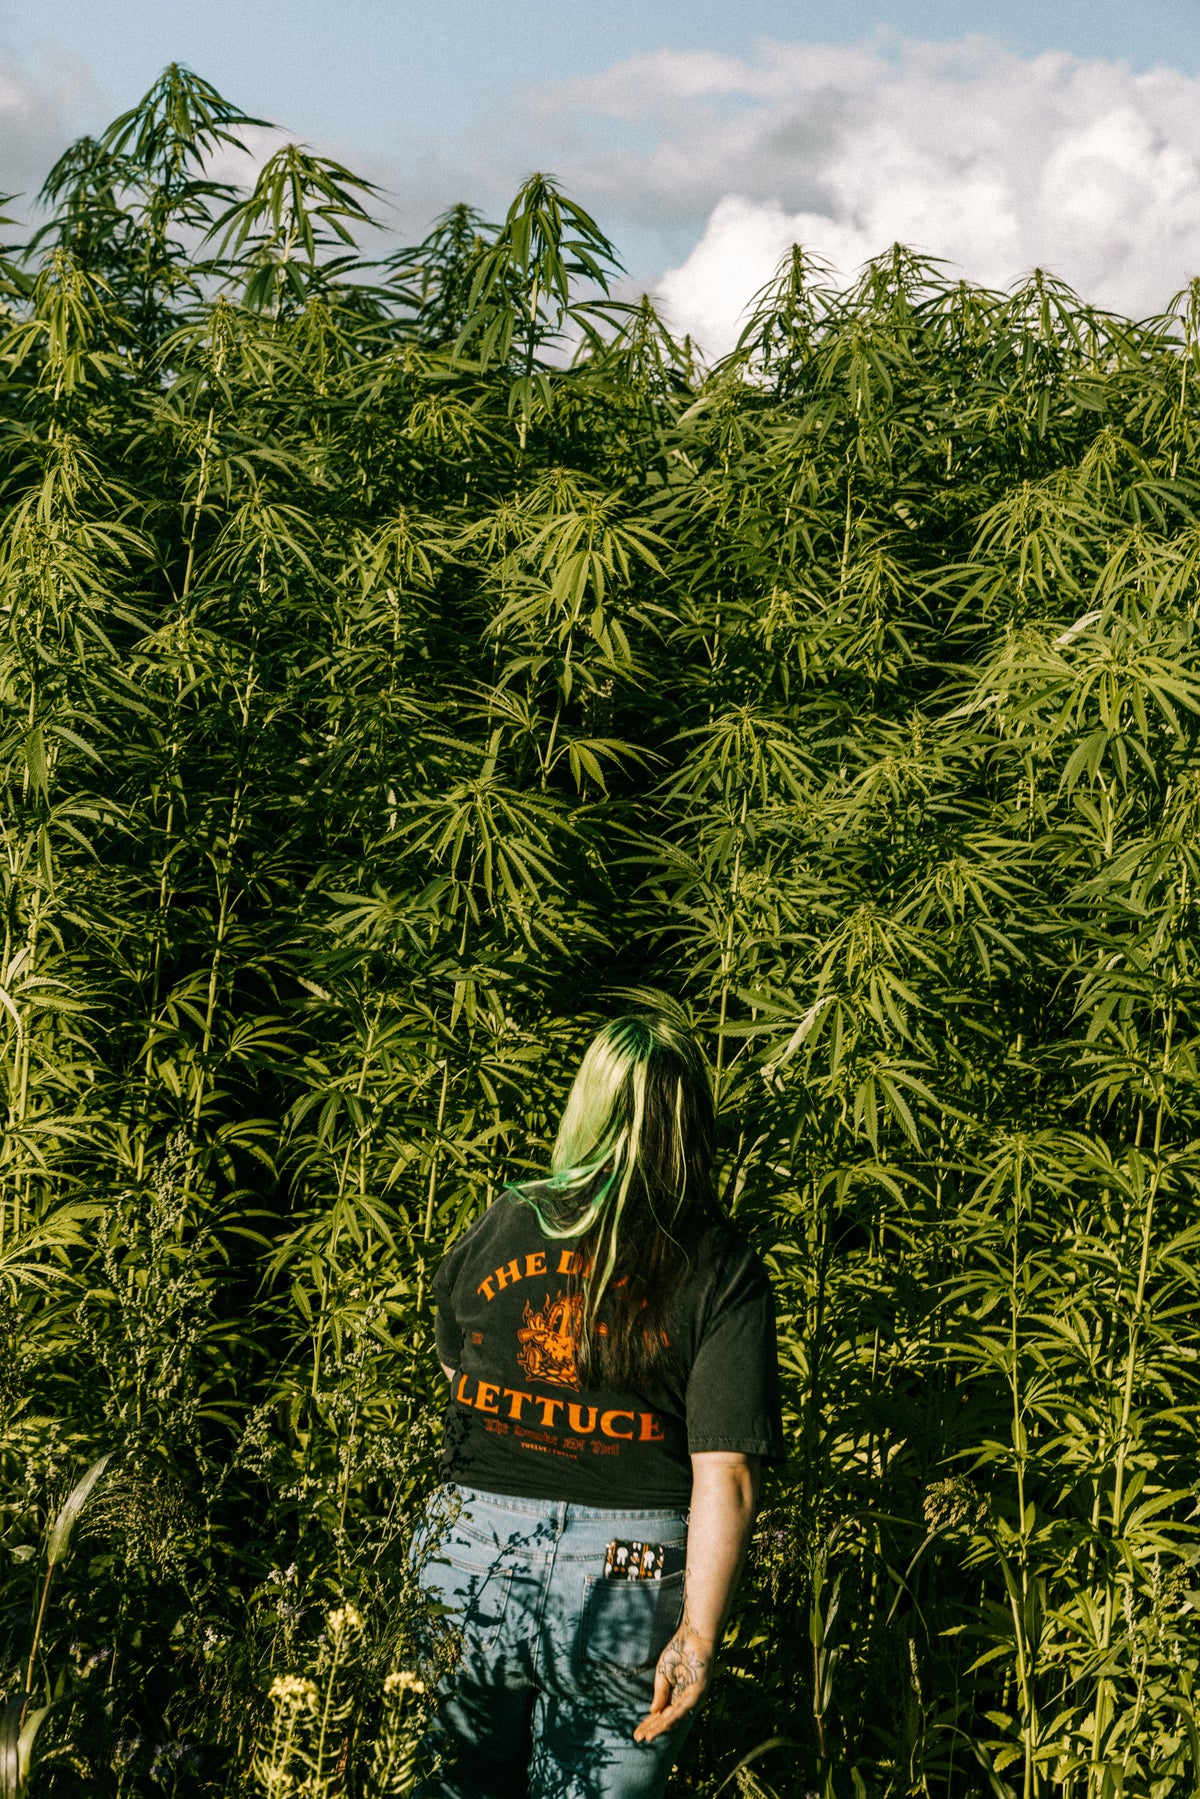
523, 36, 1200, 354
0, 53, 97, 217
653, 200, 860, 353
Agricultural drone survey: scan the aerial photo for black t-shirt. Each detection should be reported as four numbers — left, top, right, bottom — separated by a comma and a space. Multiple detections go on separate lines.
432, 1191, 784, 1508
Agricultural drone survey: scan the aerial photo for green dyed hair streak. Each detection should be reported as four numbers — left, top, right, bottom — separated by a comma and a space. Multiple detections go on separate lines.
525, 1009, 708, 1336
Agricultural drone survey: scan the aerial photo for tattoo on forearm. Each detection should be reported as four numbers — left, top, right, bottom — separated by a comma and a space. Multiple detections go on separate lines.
660, 1633, 706, 1704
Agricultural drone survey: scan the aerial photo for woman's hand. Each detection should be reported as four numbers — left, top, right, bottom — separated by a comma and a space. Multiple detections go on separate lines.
634, 1627, 714, 1741
633, 1450, 761, 1743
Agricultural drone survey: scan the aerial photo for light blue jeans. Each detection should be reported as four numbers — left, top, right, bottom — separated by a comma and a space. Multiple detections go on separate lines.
414, 1483, 694, 1798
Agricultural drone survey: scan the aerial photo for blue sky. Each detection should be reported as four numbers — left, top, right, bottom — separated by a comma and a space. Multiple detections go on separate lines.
7, 0, 1200, 146
7, 1, 1200, 346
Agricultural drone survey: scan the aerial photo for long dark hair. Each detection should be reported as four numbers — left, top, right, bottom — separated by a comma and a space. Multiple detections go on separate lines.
517, 1009, 720, 1388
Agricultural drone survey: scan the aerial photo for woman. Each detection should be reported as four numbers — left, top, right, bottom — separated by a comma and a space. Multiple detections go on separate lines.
417, 1011, 783, 1798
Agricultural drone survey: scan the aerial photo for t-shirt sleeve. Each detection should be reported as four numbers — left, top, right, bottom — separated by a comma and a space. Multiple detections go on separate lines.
433, 1244, 464, 1369
685, 1244, 785, 1461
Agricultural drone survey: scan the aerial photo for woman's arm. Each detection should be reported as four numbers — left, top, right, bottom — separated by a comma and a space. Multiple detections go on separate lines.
633, 1450, 761, 1743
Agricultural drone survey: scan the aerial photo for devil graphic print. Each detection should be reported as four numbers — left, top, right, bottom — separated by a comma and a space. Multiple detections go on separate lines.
517, 1291, 584, 1389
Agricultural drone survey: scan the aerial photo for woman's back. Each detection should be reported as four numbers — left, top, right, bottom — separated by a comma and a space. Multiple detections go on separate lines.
418, 1010, 784, 1798
434, 1190, 781, 1509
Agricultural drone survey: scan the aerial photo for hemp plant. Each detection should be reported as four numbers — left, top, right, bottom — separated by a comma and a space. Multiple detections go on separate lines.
4, 58, 1200, 1799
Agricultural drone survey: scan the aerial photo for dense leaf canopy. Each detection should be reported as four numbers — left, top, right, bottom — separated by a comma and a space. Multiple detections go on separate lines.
3, 63, 1200, 1799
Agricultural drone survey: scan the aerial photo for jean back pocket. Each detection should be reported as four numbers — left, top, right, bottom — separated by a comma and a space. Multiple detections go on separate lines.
420, 1550, 513, 1651
580, 1567, 685, 1676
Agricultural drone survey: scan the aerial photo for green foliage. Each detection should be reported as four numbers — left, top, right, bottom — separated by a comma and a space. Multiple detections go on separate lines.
3, 62, 1200, 1799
